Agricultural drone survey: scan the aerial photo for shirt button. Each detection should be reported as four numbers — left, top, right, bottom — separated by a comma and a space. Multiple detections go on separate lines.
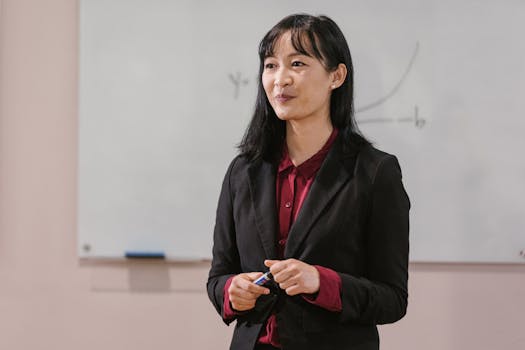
279, 239, 286, 246
285, 202, 291, 208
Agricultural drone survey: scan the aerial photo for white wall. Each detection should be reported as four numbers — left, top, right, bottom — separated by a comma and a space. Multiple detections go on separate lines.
0, 1, 523, 349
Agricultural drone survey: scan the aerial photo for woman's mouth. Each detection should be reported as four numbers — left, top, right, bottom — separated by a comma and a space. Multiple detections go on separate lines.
275, 94, 295, 103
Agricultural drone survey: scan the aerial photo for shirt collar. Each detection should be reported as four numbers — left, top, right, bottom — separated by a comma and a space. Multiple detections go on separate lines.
278, 128, 339, 179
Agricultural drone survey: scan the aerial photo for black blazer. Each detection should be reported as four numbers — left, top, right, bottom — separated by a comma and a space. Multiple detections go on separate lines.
207, 133, 410, 350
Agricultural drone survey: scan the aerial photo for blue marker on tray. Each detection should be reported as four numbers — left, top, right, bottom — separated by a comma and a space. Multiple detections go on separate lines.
253, 271, 273, 286
125, 251, 165, 259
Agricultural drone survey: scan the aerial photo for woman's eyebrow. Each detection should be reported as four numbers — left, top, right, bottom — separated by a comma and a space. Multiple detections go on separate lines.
264, 52, 311, 60
288, 51, 313, 58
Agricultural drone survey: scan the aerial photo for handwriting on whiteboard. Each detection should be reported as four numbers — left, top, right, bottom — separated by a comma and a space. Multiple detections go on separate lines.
228, 72, 250, 99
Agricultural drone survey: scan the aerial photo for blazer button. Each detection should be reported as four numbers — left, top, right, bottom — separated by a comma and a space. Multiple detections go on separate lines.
284, 202, 291, 208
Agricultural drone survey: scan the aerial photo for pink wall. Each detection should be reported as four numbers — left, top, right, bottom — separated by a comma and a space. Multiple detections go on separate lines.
0, 1, 523, 349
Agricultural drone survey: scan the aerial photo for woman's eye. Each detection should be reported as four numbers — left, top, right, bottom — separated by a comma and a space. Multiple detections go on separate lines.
292, 61, 305, 67
264, 63, 276, 69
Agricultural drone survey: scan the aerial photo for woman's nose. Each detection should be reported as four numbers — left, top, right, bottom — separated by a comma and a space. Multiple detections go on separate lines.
274, 67, 292, 87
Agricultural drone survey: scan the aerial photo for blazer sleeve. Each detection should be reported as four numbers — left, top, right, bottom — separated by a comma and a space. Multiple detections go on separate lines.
338, 155, 410, 325
206, 157, 242, 325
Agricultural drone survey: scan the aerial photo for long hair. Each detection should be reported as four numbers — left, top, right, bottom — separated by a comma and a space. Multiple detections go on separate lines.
238, 14, 369, 163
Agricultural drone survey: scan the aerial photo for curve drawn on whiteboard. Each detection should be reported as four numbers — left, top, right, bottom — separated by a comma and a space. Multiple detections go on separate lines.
356, 42, 426, 129
359, 105, 425, 129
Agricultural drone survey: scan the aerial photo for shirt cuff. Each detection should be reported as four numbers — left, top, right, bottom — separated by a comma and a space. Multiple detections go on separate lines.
302, 265, 342, 312
222, 276, 238, 319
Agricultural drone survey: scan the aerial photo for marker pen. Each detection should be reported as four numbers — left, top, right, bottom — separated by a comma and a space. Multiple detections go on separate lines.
253, 271, 273, 286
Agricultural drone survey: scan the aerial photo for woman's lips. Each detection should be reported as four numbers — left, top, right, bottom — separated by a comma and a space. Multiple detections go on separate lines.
275, 94, 295, 103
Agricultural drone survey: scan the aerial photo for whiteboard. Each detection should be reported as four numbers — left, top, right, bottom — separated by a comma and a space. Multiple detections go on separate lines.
78, 0, 525, 262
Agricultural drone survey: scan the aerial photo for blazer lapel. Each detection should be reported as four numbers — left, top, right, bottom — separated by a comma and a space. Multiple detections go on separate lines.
247, 160, 279, 260
284, 138, 357, 258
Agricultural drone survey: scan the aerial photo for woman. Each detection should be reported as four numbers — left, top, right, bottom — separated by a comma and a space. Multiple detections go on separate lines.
207, 14, 410, 350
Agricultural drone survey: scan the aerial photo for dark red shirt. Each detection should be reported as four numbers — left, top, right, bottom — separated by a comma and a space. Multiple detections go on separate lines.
223, 129, 342, 348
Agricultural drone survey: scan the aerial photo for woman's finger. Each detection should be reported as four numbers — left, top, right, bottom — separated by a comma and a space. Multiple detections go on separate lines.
285, 284, 302, 296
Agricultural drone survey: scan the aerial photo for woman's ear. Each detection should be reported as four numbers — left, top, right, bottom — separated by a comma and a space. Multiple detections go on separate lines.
330, 63, 347, 89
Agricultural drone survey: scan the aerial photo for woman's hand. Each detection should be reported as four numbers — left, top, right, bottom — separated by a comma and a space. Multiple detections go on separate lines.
265, 259, 320, 296
228, 272, 270, 311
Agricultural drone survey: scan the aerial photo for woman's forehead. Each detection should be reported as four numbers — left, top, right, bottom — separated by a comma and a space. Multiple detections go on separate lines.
266, 30, 316, 58
270, 32, 295, 55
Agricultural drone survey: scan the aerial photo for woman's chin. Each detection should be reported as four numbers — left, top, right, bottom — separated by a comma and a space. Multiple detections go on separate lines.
275, 112, 298, 121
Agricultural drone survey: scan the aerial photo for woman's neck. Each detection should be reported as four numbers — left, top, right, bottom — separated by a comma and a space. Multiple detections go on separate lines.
286, 117, 333, 167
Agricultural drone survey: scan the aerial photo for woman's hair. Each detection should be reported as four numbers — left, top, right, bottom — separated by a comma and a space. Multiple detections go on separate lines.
238, 13, 370, 163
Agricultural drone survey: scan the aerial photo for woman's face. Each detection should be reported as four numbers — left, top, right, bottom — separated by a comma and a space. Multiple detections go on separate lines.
262, 31, 336, 124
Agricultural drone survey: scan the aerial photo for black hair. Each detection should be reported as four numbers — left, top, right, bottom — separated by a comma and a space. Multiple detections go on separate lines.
238, 13, 369, 162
